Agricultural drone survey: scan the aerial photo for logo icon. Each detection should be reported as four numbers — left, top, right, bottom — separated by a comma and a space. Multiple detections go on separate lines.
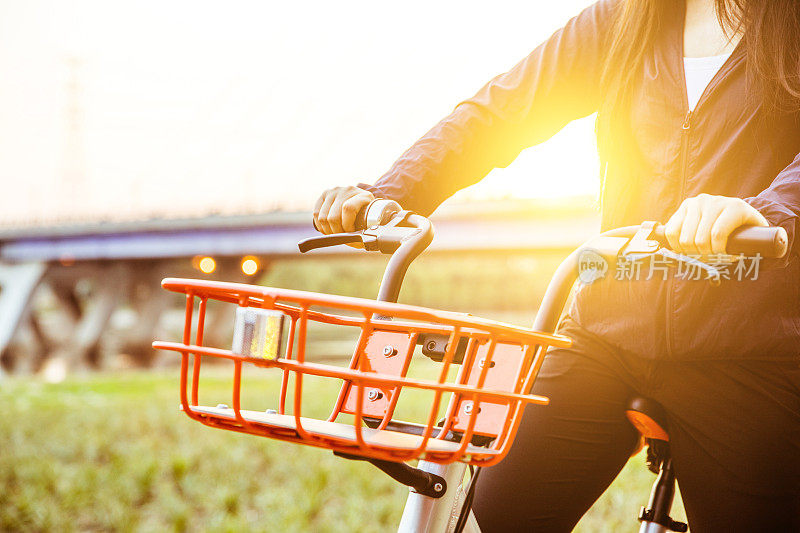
577, 249, 608, 284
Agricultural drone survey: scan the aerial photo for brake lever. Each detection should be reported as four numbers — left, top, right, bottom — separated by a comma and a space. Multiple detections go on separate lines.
299, 208, 420, 255
621, 221, 723, 285
298, 232, 377, 253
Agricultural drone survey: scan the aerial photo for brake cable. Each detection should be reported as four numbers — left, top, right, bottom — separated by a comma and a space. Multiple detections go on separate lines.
453, 466, 482, 533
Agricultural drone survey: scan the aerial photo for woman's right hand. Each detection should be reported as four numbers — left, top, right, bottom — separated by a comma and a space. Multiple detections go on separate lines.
313, 186, 375, 234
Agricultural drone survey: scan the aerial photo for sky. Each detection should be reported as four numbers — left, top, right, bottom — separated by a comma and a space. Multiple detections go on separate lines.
0, 0, 598, 228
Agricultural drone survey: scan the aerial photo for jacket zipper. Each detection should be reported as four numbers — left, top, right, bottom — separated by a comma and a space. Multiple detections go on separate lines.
665, 109, 692, 358
663, 13, 739, 358
666, 52, 728, 357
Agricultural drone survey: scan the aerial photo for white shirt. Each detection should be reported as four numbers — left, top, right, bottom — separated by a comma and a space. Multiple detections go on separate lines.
684, 53, 730, 111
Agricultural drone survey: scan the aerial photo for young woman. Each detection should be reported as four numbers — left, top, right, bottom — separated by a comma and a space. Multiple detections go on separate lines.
314, 1, 800, 530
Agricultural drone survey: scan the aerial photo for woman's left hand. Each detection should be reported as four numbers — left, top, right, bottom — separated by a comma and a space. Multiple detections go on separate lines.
664, 194, 769, 255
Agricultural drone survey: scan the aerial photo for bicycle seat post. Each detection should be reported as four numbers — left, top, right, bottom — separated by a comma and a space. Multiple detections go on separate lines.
639, 456, 687, 533
627, 397, 688, 533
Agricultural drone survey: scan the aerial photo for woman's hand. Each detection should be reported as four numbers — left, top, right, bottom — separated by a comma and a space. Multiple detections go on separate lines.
313, 186, 374, 234
664, 194, 769, 255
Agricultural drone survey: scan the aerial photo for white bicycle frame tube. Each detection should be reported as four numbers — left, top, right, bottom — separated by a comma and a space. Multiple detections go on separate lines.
397, 461, 481, 533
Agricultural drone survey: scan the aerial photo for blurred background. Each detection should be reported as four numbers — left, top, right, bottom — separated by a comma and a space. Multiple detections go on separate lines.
0, 0, 603, 378
0, 1, 687, 531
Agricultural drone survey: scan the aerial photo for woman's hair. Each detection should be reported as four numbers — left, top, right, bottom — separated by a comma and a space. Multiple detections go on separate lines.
600, 0, 800, 113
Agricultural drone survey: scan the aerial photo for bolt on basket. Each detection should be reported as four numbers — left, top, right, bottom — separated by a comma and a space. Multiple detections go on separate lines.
153, 278, 571, 466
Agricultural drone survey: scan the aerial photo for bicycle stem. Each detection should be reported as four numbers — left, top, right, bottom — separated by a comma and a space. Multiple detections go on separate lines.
376, 214, 433, 303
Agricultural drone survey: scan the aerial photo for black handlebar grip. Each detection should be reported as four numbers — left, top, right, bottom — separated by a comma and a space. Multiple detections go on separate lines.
654, 225, 788, 258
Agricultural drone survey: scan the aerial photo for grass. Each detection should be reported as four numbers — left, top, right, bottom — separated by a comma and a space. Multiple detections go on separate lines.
0, 370, 687, 532
259, 252, 567, 312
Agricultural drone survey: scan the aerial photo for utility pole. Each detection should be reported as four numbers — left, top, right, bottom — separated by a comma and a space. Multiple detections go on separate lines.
61, 55, 86, 221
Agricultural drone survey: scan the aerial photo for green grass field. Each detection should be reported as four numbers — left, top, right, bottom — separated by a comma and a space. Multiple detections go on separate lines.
0, 370, 687, 532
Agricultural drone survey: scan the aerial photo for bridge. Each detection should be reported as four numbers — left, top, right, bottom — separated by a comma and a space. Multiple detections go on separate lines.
0, 201, 599, 378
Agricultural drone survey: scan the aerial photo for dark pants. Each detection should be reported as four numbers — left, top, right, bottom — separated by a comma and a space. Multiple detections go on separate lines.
472, 319, 800, 532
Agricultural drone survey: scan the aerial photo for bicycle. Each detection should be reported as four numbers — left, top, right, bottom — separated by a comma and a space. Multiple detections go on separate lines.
153, 199, 787, 532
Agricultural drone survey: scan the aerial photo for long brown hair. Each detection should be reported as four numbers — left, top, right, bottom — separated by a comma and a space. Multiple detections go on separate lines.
600, 0, 800, 114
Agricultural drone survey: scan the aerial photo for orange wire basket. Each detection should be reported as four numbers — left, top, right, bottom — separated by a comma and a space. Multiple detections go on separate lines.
153, 278, 571, 466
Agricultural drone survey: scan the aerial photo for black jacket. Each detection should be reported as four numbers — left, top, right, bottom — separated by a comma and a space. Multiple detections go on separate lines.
363, 1, 800, 360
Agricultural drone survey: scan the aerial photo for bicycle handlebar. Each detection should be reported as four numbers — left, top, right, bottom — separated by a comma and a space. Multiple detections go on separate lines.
532, 222, 788, 336
605, 223, 788, 258
300, 199, 434, 304
301, 199, 407, 254
302, 202, 788, 315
